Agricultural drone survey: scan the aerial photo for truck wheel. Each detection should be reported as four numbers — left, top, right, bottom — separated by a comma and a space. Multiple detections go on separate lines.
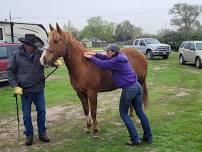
195, 57, 202, 69
146, 51, 153, 60
179, 55, 185, 65
162, 55, 169, 59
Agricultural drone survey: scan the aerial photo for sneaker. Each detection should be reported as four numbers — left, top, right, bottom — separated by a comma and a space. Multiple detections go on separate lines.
141, 138, 152, 144
126, 139, 141, 146
25, 136, 33, 146
39, 134, 50, 142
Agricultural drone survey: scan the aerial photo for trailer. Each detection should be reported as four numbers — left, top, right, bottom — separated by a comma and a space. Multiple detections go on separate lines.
0, 21, 48, 82
0, 21, 48, 44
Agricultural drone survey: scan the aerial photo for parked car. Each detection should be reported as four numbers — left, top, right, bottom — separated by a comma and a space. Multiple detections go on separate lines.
178, 41, 202, 69
0, 43, 20, 82
132, 38, 171, 59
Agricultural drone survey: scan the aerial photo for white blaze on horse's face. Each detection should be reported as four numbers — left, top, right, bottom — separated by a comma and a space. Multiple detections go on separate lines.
40, 34, 56, 66
39, 39, 53, 66
40, 49, 47, 65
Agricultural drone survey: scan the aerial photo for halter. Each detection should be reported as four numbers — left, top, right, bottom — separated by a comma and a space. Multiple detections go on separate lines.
43, 33, 69, 56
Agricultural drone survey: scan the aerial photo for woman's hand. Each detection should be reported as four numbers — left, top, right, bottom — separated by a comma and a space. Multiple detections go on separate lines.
84, 52, 93, 58
85, 51, 96, 56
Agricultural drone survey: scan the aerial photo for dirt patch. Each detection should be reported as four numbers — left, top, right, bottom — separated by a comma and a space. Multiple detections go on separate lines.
165, 112, 175, 115
46, 75, 62, 81
153, 66, 167, 71
176, 92, 190, 97
168, 87, 192, 97
175, 88, 192, 97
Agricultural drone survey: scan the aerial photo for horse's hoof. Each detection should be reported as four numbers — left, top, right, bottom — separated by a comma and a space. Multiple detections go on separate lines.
92, 133, 99, 138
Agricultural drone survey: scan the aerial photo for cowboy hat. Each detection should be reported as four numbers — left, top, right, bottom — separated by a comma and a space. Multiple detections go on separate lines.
18, 34, 44, 48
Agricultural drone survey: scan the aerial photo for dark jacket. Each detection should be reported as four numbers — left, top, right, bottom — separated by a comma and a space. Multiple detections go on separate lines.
7, 45, 45, 93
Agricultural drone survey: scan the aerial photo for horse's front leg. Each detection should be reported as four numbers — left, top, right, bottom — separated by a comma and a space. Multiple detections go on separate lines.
87, 90, 98, 133
77, 91, 92, 131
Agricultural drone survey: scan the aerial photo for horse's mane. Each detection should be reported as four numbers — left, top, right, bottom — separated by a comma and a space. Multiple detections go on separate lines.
64, 32, 90, 53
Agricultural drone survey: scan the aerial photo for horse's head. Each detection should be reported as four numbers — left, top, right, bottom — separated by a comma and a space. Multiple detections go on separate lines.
40, 23, 67, 66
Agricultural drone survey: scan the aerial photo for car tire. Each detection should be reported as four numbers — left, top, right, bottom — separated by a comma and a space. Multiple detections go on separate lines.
162, 55, 169, 59
179, 55, 185, 65
195, 57, 202, 69
146, 51, 153, 60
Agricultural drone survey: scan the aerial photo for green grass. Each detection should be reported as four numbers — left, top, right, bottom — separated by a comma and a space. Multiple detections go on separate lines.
1, 52, 202, 152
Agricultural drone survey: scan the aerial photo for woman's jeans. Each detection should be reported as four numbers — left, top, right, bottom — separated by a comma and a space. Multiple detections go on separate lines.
21, 90, 46, 137
119, 83, 152, 142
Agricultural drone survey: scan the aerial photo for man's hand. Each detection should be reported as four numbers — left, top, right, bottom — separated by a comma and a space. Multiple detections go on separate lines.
84, 52, 93, 59
54, 59, 63, 67
14, 87, 23, 95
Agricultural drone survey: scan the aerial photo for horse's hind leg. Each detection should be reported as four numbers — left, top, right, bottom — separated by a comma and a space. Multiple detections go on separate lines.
77, 91, 92, 130
87, 90, 98, 133
129, 106, 141, 124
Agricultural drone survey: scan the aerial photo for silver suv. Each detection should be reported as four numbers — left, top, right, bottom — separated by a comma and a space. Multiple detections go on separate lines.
132, 38, 170, 59
178, 41, 202, 69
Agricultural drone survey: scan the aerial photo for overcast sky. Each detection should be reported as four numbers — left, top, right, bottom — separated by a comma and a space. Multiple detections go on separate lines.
1, 0, 201, 34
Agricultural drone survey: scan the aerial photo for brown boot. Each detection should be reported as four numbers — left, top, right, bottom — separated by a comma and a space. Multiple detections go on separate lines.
25, 136, 33, 146
39, 134, 50, 142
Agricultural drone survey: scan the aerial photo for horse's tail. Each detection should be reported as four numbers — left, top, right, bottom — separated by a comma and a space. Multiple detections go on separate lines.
142, 80, 149, 108
129, 80, 149, 120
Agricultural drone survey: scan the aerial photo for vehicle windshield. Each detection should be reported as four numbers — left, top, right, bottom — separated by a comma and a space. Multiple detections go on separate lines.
196, 43, 202, 50
145, 39, 161, 44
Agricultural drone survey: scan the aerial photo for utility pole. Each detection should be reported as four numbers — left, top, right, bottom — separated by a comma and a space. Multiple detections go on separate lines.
9, 9, 12, 22
9, 9, 14, 42
8, 9, 22, 22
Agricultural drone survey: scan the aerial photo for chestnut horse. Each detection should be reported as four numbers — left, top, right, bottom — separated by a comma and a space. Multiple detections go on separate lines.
40, 24, 148, 133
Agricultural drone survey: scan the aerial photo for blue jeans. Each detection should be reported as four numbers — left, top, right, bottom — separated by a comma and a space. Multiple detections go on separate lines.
21, 90, 46, 137
119, 83, 152, 142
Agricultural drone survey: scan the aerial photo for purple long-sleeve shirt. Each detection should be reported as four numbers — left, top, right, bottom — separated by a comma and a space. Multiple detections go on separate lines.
90, 52, 138, 88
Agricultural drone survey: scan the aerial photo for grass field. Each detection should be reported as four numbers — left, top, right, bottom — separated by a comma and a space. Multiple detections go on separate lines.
0, 52, 202, 152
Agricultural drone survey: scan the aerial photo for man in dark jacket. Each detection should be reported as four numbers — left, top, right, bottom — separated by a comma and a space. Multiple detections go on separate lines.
8, 34, 61, 146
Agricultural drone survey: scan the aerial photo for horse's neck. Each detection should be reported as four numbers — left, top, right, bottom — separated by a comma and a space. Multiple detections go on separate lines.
63, 35, 86, 79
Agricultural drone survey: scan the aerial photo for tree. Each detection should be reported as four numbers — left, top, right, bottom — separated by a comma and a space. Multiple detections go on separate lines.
197, 25, 202, 33
158, 30, 183, 51
63, 21, 80, 40
169, 3, 202, 31
157, 29, 202, 51
115, 20, 142, 42
102, 22, 116, 42
80, 16, 115, 42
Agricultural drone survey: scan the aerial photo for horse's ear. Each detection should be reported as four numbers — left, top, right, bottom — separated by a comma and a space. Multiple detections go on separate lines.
56, 23, 62, 34
49, 24, 54, 31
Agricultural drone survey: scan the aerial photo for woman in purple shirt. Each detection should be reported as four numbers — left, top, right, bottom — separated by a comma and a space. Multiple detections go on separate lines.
84, 44, 152, 146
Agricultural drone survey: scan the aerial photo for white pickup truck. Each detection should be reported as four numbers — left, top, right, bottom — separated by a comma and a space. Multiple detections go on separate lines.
130, 38, 171, 59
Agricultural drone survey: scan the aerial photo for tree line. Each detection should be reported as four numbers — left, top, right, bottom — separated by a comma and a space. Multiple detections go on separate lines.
63, 3, 202, 51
